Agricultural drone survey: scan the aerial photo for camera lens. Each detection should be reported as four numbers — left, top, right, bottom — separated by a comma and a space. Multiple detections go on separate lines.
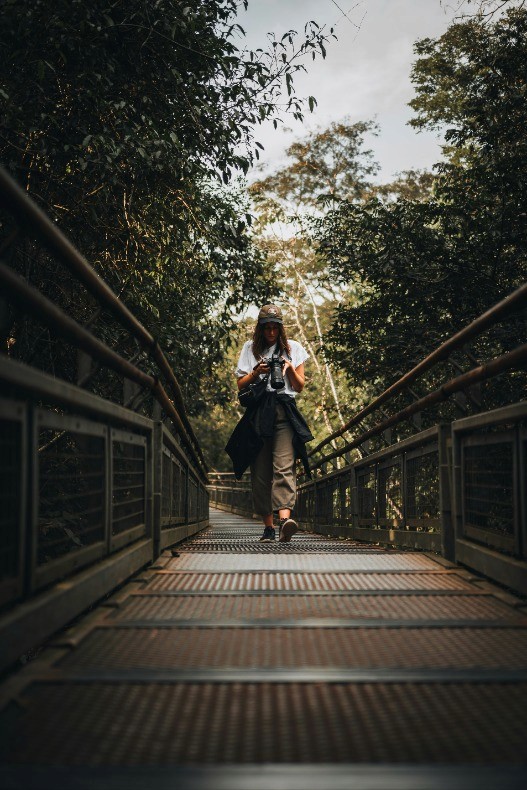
270, 354, 285, 389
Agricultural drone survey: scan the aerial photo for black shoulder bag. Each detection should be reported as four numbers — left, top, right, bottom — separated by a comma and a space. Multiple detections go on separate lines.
237, 340, 279, 409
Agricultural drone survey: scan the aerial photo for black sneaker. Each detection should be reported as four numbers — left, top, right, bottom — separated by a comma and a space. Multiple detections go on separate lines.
259, 526, 276, 542
278, 518, 298, 543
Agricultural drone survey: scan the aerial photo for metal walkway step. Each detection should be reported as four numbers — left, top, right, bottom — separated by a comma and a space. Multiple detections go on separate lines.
1, 507, 527, 788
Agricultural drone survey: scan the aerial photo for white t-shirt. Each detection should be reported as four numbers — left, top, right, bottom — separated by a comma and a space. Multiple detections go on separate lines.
236, 339, 309, 398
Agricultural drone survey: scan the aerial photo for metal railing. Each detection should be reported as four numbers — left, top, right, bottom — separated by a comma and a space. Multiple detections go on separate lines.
310, 282, 527, 464
208, 472, 253, 518
0, 166, 209, 671
209, 283, 527, 594
452, 402, 527, 593
297, 424, 451, 550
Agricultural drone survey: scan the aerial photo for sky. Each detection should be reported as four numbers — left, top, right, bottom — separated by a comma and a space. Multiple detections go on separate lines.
237, 0, 464, 183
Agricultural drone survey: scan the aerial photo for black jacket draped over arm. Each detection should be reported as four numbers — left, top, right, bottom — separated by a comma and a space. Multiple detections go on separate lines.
225, 392, 313, 480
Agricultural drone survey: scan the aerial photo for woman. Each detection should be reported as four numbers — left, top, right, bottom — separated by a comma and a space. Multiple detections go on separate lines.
225, 304, 313, 542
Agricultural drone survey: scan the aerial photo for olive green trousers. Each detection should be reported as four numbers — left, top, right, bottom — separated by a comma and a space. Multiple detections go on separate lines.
250, 403, 296, 515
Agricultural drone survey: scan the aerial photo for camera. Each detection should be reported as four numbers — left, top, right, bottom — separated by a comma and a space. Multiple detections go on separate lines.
263, 353, 285, 390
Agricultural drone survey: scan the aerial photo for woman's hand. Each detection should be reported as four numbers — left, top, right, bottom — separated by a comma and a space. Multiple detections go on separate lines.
284, 361, 305, 393
253, 359, 270, 376
237, 359, 269, 391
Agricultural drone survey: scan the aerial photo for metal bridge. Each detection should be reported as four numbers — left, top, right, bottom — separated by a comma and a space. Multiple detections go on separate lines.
1, 165, 527, 788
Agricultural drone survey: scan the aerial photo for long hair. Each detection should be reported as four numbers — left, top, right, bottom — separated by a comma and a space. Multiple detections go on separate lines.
252, 323, 291, 359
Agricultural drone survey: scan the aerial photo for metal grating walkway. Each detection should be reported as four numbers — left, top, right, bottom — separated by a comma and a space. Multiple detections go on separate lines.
1, 508, 527, 789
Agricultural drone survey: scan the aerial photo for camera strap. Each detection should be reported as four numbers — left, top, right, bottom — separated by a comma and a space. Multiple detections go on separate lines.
262, 339, 280, 384
258, 339, 281, 366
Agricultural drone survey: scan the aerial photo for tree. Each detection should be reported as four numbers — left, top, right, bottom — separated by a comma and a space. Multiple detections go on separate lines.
444, 0, 526, 20
319, 7, 527, 415
0, 0, 333, 415
246, 120, 379, 446
251, 118, 379, 209
369, 169, 434, 203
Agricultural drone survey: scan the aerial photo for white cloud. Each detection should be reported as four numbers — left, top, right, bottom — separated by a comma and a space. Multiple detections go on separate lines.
239, 0, 458, 181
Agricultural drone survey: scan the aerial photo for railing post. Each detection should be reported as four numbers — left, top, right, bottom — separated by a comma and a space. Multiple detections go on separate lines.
451, 421, 463, 563
513, 425, 522, 559
438, 422, 455, 560
184, 462, 190, 525
401, 450, 407, 531
313, 476, 319, 532
6, 400, 27, 607
152, 422, 162, 559
105, 427, 113, 557
350, 464, 358, 539
519, 423, 527, 560
24, 403, 37, 597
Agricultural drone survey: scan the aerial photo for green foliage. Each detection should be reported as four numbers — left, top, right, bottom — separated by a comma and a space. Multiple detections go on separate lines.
454, 0, 526, 16
319, 8, 527, 407
0, 0, 333, 417
246, 120, 379, 447
190, 318, 254, 470
1, 0, 331, 188
369, 169, 435, 203
251, 118, 379, 210
410, 8, 527, 289
319, 198, 450, 384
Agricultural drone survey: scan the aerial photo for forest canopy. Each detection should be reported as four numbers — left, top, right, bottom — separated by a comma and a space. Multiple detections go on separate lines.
0, 0, 331, 412
1, 1, 525, 468
318, 6, 527, 405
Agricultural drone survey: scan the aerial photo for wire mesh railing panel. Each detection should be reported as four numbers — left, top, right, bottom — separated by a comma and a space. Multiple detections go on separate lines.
332, 481, 342, 523
198, 486, 209, 521
112, 437, 146, 536
172, 460, 185, 524
0, 414, 22, 592
450, 405, 527, 593
188, 476, 198, 524
297, 485, 315, 524
523, 433, 527, 551
212, 488, 222, 507
314, 480, 333, 528
378, 461, 403, 528
462, 438, 515, 553
339, 474, 352, 525
310, 471, 352, 529
161, 451, 172, 525
405, 450, 440, 531
38, 426, 106, 565
357, 467, 376, 527
161, 448, 185, 529
208, 475, 253, 517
